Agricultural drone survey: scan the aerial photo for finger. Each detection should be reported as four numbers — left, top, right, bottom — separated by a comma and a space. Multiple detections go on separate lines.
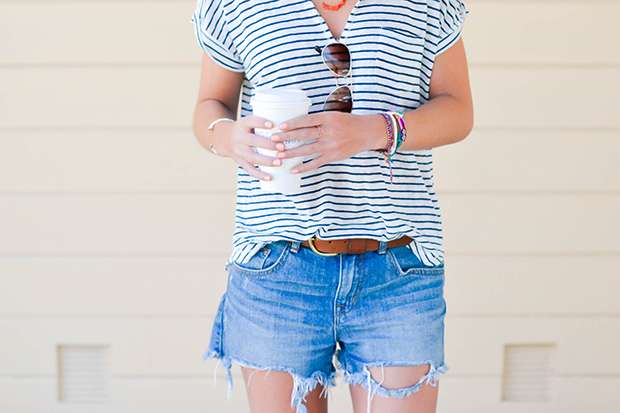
246, 132, 279, 151
290, 155, 325, 175
239, 115, 274, 130
276, 141, 320, 159
237, 159, 272, 181
271, 126, 320, 143
242, 146, 282, 167
278, 113, 324, 131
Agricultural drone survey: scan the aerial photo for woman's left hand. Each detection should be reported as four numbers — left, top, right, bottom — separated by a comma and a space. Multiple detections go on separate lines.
271, 112, 386, 174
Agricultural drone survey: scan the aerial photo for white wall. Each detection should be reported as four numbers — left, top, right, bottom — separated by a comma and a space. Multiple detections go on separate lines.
0, 1, 619, 412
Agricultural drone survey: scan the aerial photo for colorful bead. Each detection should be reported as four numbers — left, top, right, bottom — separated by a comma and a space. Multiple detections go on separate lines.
322, 0, 348, 12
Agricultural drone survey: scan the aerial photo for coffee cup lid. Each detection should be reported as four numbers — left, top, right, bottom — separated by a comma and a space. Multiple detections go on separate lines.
250, 88, 311, 109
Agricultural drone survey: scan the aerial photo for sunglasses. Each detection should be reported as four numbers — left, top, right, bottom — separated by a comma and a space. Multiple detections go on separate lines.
315, 43, 353, 113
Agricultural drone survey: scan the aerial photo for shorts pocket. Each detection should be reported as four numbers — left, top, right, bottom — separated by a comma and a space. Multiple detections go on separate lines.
387, 245, 444, 277
374, 27, 425, 105
231, 241, 291, 277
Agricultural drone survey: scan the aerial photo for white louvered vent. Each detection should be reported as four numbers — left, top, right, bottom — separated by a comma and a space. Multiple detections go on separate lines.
58, 345, 111, 404
502, 344, 557, 402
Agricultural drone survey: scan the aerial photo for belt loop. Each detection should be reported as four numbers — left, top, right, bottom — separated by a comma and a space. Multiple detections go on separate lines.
290, 241, 301, 253
378, 241, 388, 254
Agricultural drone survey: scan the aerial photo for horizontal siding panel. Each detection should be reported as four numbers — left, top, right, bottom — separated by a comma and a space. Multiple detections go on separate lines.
0, 377, 250, 413
444, 255, 620, 315
440, 194, 620, 254
0, 2, 200, 66
0, 130, 237, 194
2, 2, 619, 67
438, 377, 620, 413
2, 129, 619, 194
1, 194, 619, 254
0, 318, 215, 377
1, 255, 618, 316
464, 2, 620, 66
0, 67, 198, 129
0, 256, 229, 317
0, 194, 236, 255
434, 130, 620, 193
1, 67, 619, 130
1, 317, 618, 376
469, 67, 620, 129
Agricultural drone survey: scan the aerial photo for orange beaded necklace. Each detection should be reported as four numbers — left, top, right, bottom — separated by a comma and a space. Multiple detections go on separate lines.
322, 0, 347, 11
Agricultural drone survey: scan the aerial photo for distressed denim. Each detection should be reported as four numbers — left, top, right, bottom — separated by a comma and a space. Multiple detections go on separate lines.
203, 240, 448, 412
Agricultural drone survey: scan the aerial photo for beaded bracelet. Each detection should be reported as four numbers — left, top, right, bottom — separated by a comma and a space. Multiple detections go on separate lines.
379, 112, 395, 153
388, 114, 400, 156
391, 111, 407, 153
376, 111, 408, 183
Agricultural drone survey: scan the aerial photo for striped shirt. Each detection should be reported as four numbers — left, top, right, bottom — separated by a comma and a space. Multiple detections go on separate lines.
191, 0, 468, 265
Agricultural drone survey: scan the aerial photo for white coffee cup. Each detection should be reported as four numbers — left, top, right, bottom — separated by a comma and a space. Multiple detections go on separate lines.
250, 88, 312, 194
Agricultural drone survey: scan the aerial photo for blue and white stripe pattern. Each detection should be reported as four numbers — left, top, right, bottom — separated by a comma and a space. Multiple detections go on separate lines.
192, 0, 468, 266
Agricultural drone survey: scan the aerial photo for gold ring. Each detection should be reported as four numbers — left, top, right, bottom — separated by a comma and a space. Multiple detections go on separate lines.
316, 125, 324, 139
307, 237, 337, 257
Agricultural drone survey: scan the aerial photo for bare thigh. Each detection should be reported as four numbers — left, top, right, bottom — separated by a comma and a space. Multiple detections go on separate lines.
349, 365, 439, 413
242, 368, 328, 413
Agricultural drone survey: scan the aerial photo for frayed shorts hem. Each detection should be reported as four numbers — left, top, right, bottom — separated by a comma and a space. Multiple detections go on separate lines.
204, 349, 448, 413
204, 349, 338, 413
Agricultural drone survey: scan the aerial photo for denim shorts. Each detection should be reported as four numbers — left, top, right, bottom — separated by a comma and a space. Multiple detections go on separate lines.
203, 241, 448, 413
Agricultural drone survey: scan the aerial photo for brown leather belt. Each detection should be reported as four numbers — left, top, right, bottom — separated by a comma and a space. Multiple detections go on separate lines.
300, 236, 412, 256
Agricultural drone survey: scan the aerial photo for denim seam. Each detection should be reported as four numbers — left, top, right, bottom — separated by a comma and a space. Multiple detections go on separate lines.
348, 255, 365, 314
335, 256, 364, 316
232, 244, 291, 277
217, 296, 225, 356
386, 249, 445, 277
333, 255, 344, 339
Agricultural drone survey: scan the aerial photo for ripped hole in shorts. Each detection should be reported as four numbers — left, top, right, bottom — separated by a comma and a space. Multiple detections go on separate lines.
344, 362, 449, 413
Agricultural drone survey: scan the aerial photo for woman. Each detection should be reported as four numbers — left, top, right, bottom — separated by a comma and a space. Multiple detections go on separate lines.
191, 0, 472, 412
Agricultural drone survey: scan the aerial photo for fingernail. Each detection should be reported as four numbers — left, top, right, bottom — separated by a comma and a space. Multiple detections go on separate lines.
264, 176, 271, 181
265, 121, 273, 128
280, 123, 288, 130
290, 169, 298, 174
276, 143, 285, 151
271, 134, 279, 140
272, 159, 281, 166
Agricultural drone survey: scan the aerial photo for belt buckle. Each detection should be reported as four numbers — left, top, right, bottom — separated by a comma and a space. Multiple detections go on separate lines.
307, 237, 338, 257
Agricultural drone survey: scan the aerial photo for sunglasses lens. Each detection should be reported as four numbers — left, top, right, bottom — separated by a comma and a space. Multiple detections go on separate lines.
324, 86, 352, 113
323, 43, 351, 76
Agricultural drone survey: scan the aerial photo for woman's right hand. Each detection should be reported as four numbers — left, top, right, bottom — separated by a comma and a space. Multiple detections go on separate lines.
211, 116, 282, 181
194, 52, 280, 181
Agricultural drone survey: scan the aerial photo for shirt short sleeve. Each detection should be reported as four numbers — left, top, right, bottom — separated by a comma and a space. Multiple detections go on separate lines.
436, 0, 469, 55
191, 0, 245, 72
